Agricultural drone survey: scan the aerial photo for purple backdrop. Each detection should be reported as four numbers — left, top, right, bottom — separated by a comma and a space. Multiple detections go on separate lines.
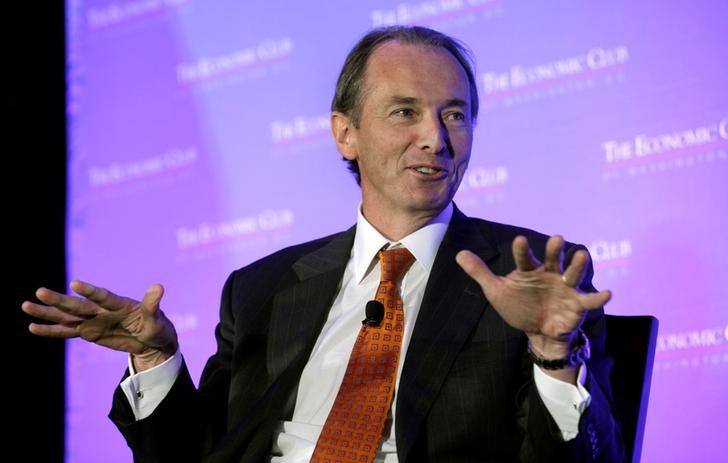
66, 1, 727, 461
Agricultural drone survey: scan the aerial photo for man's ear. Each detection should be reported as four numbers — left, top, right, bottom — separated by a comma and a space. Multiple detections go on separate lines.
331, 111, 357, 160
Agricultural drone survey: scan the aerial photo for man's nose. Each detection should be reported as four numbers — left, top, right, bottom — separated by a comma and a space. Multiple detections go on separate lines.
417, 114, 448, 155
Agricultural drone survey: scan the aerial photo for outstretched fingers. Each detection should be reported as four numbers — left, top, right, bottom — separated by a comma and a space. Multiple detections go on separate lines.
512, 236, 539, 271
22, 300, 86, 325
27, 322, 81, 338
34, 286, 100, 318
562, 248, 589, 288
579, 289, 612, 310
70, 280, 136, 312
139, 284, 165, 317
544, 235, 564, 273
456, 250, 498, 291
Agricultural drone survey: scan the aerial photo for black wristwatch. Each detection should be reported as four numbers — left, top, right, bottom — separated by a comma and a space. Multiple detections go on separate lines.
527, 329, 591, 370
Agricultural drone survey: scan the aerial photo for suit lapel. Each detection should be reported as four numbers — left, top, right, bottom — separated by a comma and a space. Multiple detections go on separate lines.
395, 208, 499, 461
266, 227, 356, 387
252, 209, 501, 460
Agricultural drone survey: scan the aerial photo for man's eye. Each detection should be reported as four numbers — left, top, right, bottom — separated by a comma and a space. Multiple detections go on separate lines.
392, 108, 414, 117
446, 112, 466, 121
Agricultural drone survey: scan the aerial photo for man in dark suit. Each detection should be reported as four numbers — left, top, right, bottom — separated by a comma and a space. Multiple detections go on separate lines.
23, 26, 624, 462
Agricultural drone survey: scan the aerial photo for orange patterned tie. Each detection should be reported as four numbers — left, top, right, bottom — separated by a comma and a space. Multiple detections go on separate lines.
311, 247, 415, 463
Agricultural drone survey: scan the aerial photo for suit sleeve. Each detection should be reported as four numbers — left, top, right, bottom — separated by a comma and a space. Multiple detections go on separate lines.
108, 272, 237, 462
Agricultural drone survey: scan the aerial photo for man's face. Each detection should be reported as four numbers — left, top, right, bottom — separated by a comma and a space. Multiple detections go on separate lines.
338, 41, 474, 222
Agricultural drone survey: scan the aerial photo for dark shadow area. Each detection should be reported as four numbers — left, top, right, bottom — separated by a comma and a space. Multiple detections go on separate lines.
605, 315, 659, 463
7, 2, 67, 461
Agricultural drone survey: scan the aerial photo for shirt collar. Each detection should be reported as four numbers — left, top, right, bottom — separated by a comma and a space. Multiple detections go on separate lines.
352, 202, 453, 284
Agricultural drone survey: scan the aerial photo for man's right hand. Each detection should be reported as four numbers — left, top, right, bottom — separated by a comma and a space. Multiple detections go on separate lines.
22, 280, 178, 372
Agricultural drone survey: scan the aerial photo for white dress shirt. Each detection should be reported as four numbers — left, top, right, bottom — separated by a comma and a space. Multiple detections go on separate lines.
120, 202, 590, 461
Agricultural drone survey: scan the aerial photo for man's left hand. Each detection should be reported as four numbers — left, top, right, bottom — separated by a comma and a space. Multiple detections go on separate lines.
456, 235, 610, 381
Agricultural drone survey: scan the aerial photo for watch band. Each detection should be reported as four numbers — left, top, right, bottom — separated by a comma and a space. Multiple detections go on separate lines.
527, 328, 591, 370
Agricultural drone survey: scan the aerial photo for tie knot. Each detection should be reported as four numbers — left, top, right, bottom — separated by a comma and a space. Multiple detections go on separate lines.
378, 247, 414, 284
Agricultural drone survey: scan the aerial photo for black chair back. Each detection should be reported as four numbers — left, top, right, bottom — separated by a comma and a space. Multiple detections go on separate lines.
605, 315, 659, 463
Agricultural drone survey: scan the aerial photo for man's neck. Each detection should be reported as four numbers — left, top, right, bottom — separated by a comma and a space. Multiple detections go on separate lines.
360, 203, 450, 242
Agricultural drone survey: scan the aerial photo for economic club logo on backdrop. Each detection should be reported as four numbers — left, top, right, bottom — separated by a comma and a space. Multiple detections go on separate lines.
270, 114, 331, 145
176, 208, 295, 250
481, 45, 629, 106
176, 37, 294, 85
85, 0, 189, 30
655, 323, 728, 371
88, 147, 198, 188
370, 0, 502, 27
601, 117, 728, 179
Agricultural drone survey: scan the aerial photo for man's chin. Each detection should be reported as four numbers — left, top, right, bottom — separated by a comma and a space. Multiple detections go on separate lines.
407, 196, 451, 215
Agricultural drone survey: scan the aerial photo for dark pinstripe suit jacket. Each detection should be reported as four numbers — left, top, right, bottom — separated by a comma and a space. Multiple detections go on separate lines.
111, 206, 625, 462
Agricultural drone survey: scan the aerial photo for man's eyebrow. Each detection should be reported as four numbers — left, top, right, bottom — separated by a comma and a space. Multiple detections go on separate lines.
387, 96, 469, 108
388, 96, 418, 106
443, 98, 468, 108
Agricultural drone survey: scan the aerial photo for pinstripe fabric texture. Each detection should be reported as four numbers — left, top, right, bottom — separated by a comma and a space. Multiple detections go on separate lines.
111, 207, 624, 462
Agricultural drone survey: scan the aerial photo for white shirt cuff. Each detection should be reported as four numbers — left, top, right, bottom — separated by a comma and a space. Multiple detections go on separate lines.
532, 363, 591, 441
119, 350, 183, 420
